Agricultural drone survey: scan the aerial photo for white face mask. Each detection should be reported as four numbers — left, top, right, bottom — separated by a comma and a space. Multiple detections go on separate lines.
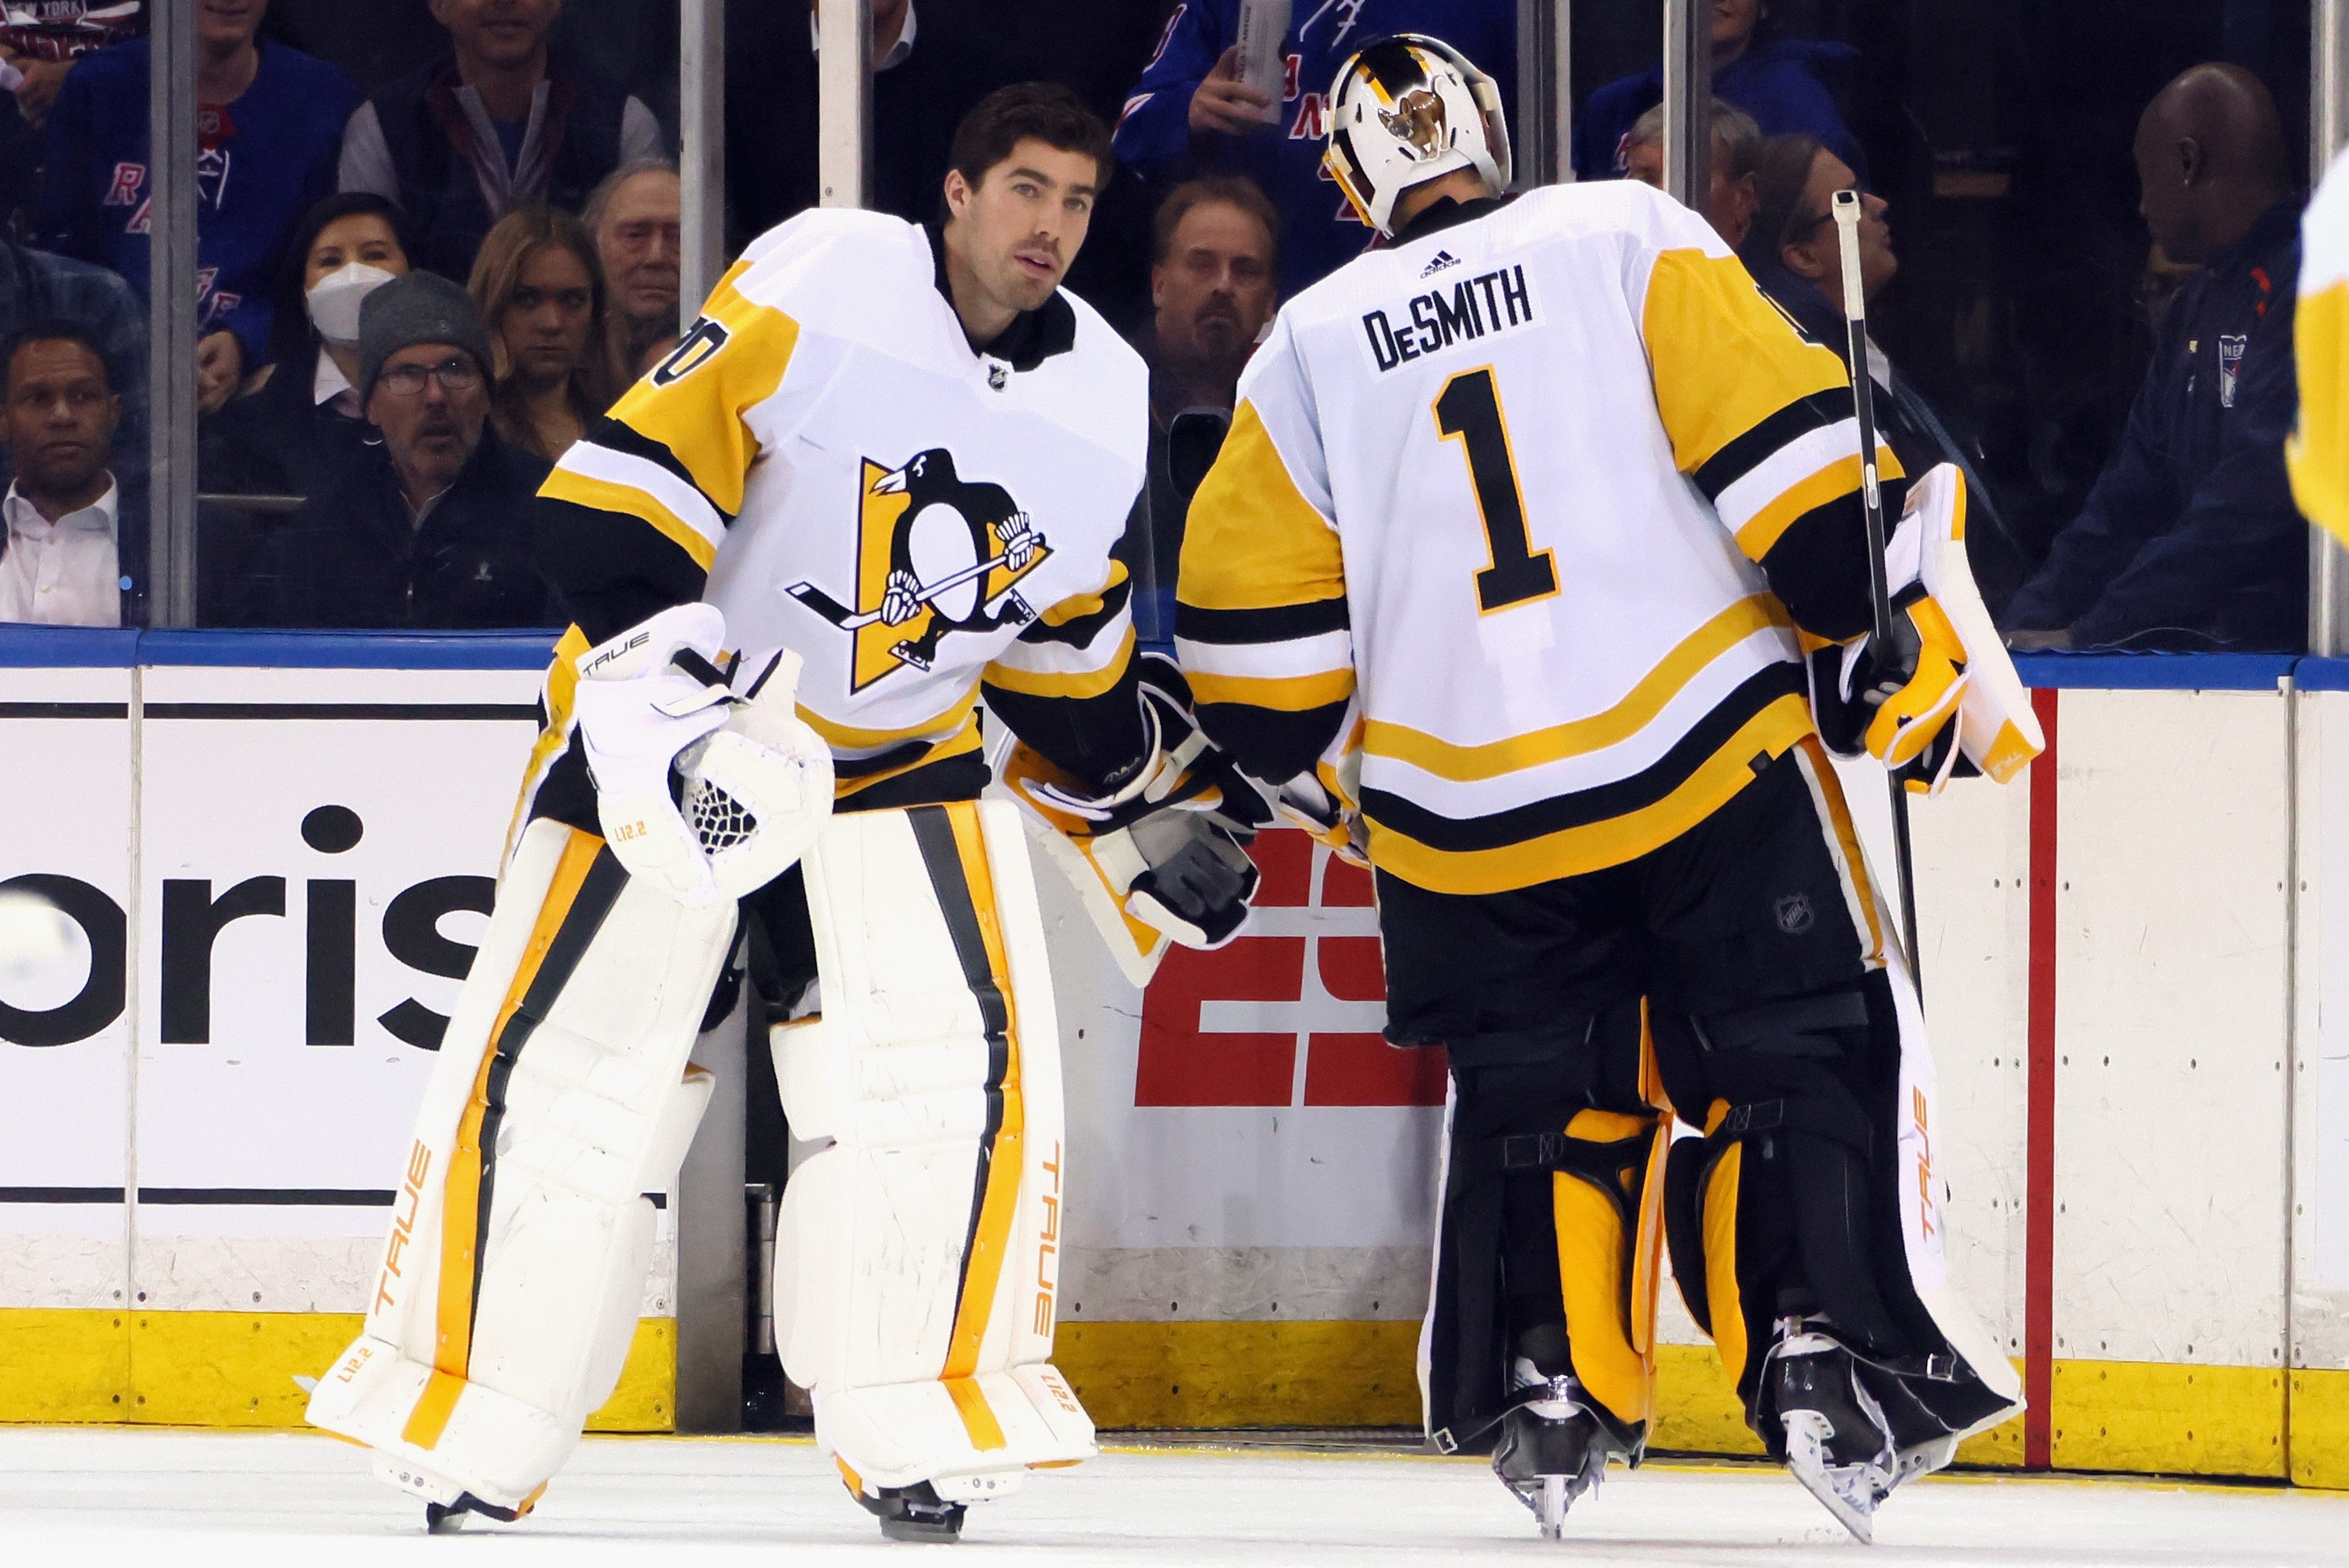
306, 262, 399, 347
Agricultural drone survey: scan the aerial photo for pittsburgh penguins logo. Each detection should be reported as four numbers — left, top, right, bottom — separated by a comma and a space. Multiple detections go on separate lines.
785, 449, 1050, 692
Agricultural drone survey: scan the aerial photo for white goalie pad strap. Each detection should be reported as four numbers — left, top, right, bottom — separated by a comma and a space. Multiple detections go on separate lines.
771, 800, 1094, 1488
1905, 464, 2045, 784
306, 818, 736, 1511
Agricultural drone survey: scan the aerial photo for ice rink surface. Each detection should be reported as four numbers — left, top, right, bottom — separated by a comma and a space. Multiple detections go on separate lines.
4, 1428, 2347, 1568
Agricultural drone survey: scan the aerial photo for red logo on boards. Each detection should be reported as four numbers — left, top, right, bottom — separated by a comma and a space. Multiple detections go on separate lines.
1135, 830, 1446, 1108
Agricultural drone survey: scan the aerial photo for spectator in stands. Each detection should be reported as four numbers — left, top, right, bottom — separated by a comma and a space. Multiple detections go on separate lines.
0, 321, 123, 627
0, 1, 144, 125
0, 234, 148, 621
1573, 0, 1859, 185
724, 0, 1016, 239
468, 205, 617, 463
202, 192, 414, 502
238, 271, 551, 628
1133, 176, 1278, 634
341, 0, 666, 283
585, 160, 680, 376
0, 234, 146, 506
1, 1, 146, 231
1113, 2, 1518, 296
1620, 97, 1763, 249
2006, 65, 2306, 651
39, 0, 355, 414
1740, 133, 2028, 609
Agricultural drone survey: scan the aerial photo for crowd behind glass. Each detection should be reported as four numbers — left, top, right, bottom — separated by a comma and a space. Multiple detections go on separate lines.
0, 0, 2317, 652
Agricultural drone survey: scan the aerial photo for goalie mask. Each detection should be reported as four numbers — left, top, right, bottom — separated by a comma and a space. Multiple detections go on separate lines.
1324, 34, 1513, 237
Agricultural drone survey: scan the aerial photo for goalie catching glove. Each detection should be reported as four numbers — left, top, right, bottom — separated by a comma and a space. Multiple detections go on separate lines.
1807, 464, 2045, 795
1000, 653, 1270, 984
570, 603, 834, 904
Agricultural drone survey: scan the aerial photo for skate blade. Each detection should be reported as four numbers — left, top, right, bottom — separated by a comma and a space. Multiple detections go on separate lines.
1784, 1414, 1877, 1545
1518, 1447, 1606, 1541
1536, 1474, 1568, 1540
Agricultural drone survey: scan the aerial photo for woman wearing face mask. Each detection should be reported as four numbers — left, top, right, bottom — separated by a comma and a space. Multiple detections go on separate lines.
200, 192, 414, 502
196, 192, 413, 623
467, 206, 622, 464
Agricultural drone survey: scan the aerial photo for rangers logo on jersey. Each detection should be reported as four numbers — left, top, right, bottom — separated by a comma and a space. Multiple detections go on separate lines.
787, 449, 1052, 693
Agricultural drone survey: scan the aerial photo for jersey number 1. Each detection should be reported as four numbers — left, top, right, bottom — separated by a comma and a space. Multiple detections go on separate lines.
1436, 368, 1557, 613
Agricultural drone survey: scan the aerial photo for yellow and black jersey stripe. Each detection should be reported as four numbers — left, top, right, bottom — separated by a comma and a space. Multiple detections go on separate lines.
1361, 663, 1816, 893
1173, 399, 1355, 787
982, 557, 1149, 791
537, 262, 799, 645
1644, 247, 1906, 639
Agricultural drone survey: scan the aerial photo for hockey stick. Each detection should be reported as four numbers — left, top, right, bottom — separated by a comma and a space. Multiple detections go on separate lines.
785, 549, 1019, 630
1830, 188, 1922, 991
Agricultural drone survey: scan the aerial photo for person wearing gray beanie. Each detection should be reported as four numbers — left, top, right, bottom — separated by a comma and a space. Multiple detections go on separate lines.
356, 270, 495, 405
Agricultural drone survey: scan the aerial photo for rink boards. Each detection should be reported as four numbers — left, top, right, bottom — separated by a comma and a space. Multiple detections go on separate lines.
1, 634, 2347, 1486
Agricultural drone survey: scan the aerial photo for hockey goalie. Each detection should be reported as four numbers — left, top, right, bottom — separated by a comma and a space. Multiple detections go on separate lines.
1176, 33, 2039, 1545
306, 83, 1260, 1541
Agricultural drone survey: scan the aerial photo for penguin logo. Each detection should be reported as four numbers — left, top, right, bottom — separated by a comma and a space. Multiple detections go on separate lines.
785, 449, 1051, 692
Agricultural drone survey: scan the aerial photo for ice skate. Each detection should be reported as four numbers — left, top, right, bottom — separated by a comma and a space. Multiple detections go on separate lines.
1768, 1320, 1898, 1544
421, 1491, 528, 1534
1490, 1358, 1614, 1541
852, 1480, 967, 1543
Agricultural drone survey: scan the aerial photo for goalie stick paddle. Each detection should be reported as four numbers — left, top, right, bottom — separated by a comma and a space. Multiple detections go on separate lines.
1831, 188, 1923, 994
785, 549, 1017, 630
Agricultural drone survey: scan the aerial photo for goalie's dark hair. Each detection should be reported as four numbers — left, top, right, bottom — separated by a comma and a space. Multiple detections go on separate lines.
947, 82, 1114, 200
1, 317, 115, 393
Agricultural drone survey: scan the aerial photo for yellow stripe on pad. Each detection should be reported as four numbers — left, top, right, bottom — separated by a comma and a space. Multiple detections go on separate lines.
945, 1376, 1008, 1453
401, 1369, 466, 1451
939, 803, 1025, 1451
405, 827, 605, 1451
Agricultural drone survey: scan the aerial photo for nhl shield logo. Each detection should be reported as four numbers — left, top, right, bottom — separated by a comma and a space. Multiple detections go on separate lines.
783, 450, 1050, 692
1774, 893, 1815, 936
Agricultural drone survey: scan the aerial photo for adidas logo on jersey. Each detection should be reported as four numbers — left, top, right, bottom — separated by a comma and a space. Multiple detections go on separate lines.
1420, 249, 1462, 278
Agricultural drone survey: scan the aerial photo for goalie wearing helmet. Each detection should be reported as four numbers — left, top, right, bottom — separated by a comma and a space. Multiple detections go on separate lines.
306, 83, 1264, 1542
1177, 34, 2038, 1544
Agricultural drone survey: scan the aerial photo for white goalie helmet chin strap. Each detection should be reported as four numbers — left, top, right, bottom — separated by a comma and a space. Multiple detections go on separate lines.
1324, 33, 1514, 237
571, 603, 835, 906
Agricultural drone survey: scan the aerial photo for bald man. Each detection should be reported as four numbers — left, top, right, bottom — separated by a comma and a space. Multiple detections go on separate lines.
2007, 64, 2307, 650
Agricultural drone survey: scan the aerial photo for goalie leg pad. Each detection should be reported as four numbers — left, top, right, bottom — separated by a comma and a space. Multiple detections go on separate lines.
1655, 967, 2022, 1459
307, 819, 737, 1511
770, 799, 1093, 1494
1421, 1005, 1665, 1454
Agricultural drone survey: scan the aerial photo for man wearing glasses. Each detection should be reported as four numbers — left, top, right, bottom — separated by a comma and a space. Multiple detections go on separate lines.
236, 269, 551, 627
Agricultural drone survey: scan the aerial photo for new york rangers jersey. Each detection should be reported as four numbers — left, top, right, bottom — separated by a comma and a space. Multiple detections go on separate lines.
530, 208, 1150, 818
1177, 182, 1900, 896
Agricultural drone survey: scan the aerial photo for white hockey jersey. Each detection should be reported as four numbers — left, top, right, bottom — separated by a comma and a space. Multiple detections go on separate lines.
1177, 182, 1900, 897
531, 208, 1150, 812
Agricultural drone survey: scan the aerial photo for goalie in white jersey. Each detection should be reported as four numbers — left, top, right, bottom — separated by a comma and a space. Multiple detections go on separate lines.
1179, 35, 2040, 1542
307, 85, 1262, 1542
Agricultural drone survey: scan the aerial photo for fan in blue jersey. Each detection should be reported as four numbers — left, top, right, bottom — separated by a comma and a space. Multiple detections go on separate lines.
1112, 0, 1517, 298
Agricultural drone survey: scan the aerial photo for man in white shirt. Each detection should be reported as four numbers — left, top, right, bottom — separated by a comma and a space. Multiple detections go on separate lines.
0, 319, 120, 627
